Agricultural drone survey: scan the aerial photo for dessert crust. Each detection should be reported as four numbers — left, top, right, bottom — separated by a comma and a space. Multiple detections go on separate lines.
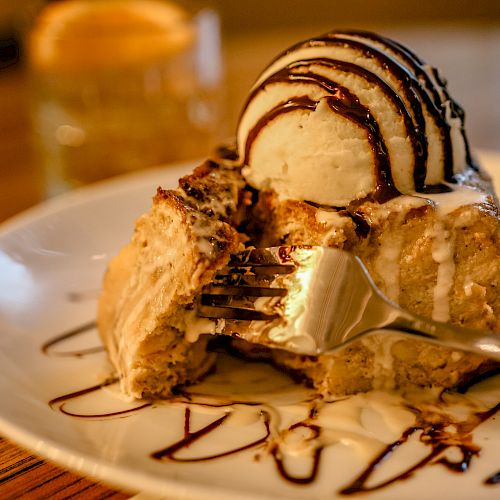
98, 161, 243, 398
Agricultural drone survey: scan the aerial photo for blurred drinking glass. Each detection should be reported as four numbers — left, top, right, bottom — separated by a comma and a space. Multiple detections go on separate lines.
27, 0, 223, 197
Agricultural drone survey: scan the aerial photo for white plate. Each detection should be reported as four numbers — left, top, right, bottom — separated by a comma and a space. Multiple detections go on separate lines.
0, 154, 499, 500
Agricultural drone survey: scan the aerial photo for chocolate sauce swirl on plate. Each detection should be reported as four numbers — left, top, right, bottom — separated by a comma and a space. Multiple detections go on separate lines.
151, 407, 271, 462
485, 470, 500, 485
48, 378, 151, 418
44, 320, 499, 494
41, 320, 103, 357
340, 403, 500, 495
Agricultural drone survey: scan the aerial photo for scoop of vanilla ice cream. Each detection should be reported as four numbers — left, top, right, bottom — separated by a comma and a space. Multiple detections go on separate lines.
240, 96, 377, 206
237, 30, 471, 206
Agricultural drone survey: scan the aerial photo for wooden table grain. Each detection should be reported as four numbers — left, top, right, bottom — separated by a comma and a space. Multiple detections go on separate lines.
0, 437, 132, 499
0, 23, 499, 498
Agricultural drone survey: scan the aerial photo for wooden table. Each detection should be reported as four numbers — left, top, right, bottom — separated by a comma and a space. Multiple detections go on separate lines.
1, 23, 499, 498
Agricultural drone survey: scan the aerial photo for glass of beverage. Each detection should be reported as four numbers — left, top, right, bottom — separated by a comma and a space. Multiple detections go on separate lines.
27, 0, 223, 197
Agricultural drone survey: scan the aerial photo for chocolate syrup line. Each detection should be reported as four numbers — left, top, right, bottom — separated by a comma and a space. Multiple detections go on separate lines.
48, 378, 117, 409
151, 407, 271, 463
349, 28, 472, 169
244, 83, 399, 203
325, 34, 455, 182
276, 35, 454, 183
435, 446, 479, 474
325, 93, 398, 203
455, 367, 500, 394
339, 426, 442, 495
183, 407, 191, 439
59, 402, 152, 419
243, 57, 426, 191
295, 58, 425, 189
333, 30, 444, 111
332, 30, 474, 171
271, 443, 323, 485
48, 378, 152, 419
485, 470, 500, 485
244, 95, 315, 165
271, 421, 323, 485
339, 402, 500, 495
41, 320, 104, 358
428, 66, 473, 168
179, 392, 264, 408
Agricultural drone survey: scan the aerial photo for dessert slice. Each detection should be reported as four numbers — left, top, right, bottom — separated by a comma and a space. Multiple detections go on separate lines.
98, 161, 245, 398
99, 29, 499, 400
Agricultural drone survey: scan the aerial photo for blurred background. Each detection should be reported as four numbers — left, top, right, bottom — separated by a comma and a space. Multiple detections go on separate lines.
0, 0, 499, 221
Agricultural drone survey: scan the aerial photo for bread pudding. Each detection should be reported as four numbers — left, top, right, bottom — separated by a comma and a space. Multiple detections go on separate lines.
98, 30, 499, 399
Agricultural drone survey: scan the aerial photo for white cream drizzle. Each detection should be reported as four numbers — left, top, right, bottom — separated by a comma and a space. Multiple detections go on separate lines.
183, 358, 500, 468
374, 230, 404, 303
315, 209, 349, 245
372, 195, 427, 303
184, 312, 216, 343
428, 221, 456, 322
416, 184, 488, 216
360, 332, 403, 390
414, 185, 486, 322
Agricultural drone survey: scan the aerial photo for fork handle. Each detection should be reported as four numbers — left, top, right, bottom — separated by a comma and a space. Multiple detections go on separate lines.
384, 314, 500, 361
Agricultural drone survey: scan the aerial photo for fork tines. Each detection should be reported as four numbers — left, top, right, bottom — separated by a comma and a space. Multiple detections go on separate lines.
202, 285, 287, 298
196, 304, 280, 321
198, 249, 295, 321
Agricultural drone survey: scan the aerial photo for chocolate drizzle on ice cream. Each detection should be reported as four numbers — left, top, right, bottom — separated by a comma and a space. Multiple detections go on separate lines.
244, 78, 399, 203
238, 29, 473, 206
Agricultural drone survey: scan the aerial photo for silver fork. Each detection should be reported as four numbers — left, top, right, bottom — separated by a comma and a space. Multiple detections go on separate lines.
198, 246, 500, 360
